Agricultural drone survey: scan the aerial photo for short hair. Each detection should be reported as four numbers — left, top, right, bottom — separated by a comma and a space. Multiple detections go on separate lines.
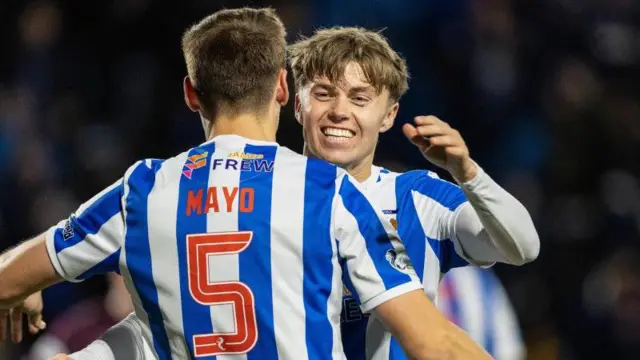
288, 27, 409, 102
182, 7, 287, 115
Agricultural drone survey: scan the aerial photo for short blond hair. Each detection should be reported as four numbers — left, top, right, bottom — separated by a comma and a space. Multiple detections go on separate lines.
288, 27, 409, 102
182, 7, 286, 114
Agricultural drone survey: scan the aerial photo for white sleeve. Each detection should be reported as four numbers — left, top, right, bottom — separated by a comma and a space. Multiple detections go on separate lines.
334, 176, 422, 313
69, 313, 152, 360
44, 178, 126, 283
452, 166, 540, 265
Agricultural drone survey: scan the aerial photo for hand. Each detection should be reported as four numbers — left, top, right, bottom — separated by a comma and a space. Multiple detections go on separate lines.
51, 355, 72, 360
0, 291, 46, 343
402, 116, 478, 183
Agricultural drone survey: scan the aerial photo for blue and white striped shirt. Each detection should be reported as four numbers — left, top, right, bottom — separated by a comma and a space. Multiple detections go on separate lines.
438, 267, 525, 360
45, 135, 422, 360
341, 166, 473, 360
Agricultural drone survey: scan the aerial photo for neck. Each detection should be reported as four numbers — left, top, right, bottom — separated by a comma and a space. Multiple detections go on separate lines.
303, 143, 374, 183
206, 113, 276, 142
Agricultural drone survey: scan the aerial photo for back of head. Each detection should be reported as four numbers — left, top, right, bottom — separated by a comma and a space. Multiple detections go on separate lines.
288, 27, 409, 103
182, 7, 287, 116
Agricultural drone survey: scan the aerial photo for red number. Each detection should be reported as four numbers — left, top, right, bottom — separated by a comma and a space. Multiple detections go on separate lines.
187, 231, 258, 357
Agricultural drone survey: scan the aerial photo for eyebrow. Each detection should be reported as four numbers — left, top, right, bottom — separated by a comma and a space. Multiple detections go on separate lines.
311, 83, 376, 95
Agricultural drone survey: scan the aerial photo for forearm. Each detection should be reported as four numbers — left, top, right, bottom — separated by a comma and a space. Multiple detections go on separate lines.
455, 166, 540, 265
0, 234, 61, 308
375, 290, 491, 360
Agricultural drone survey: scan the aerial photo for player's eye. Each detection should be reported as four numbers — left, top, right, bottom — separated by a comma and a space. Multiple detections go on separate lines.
313, 91, 331, 101
352, 96, 370, 106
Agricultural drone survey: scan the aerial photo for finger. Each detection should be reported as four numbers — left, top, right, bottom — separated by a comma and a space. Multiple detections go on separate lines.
413, 124, 450, 138
414, 115, 449, 128
426, 135, 460, 148
0, 311, 7, 342
29, 312, 46, 331
29, 323, 39, 335
402, 123, 430, 148
10, 308, 23, 343
52, 354, 72, 360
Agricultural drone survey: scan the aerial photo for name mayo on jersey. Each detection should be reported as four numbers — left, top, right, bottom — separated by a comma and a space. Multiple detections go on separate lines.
211, 153, 274, 172
186, 186, 255, 216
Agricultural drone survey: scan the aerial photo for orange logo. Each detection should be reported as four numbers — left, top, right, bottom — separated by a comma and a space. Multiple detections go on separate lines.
390, 218, 398, 230
183, 152, 209, 179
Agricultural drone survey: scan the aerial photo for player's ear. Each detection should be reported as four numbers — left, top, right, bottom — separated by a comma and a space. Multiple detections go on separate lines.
294, 94, 302, 125
380, 101, 399, 133
183, 76, 201, 112
275, 68, 289, 107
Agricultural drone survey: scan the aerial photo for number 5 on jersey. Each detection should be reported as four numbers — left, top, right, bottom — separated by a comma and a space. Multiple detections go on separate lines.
187, 231, 258, 357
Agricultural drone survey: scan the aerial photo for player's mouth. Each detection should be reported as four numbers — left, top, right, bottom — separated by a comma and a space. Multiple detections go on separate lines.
321, 127, 356, 144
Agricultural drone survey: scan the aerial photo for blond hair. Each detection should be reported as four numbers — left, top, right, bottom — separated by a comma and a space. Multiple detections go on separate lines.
288, 27, 409, 102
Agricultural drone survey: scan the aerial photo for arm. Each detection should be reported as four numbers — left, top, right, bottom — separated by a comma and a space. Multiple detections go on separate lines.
0, 235, 61, 309
336, 176, 489, 360
0, 176, 128, 345
375, 289, 491, 360
60, 313, 152, 360
452, 166, 540, 265
402, 116, 539, 266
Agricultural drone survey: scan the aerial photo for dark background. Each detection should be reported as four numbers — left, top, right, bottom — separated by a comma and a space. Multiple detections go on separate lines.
2, 0, 640, 359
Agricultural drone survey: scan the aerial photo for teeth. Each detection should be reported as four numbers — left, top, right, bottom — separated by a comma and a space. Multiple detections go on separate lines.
323, 127, 354, 138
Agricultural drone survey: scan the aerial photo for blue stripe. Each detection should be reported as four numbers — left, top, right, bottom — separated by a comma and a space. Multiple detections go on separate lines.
395, 174, 426, 280
389, 337, 407, 360
339, 176, 412, 290
479, 270, 495, 356
302, 158, 337, 360
77, 249, 121, 280
55, 183, 123, 253
442, 240, 469, 271
124, 161, 172, 360
395, 172, 468, 274
405, 170, 467, 211
175, 143, 216, 359
238, 144, 278, 360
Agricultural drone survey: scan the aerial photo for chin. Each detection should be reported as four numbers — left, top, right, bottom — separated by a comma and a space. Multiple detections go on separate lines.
318, 151, 355, 168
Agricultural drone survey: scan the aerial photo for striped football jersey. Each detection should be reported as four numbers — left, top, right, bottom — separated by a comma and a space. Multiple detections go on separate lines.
45, 135, 422, 360
341, 165, 473, 360
438, 267, 525, 360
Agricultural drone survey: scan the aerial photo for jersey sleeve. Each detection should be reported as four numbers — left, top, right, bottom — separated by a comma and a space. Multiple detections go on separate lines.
45, 178, 127, 283
69, 313, 152, 360
334, 175, 422, 313
400, 171, 475, 273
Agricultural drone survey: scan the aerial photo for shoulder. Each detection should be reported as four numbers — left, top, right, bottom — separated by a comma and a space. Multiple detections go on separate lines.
395, 170, 467, 211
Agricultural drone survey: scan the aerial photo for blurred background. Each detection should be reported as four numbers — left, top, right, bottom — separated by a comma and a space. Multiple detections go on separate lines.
1, 0, 640, 359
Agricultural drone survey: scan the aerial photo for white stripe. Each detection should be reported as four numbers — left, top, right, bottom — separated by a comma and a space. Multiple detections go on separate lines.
269, 148, 309, 360
146, 154, 190, 358
491, 274, 525, 360
119, 161, 159, 360
411, 191, 457, 240
449, 267, 484, 345
423, 242, 441, 302
205, 141, 244, 360
333, 189, 388, 313
330, 175, 347, 360
56, 213, 123, 278
366, 319, 392, 360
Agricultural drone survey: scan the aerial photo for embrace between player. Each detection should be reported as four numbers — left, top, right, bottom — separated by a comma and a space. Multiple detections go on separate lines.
0, 7, 539, 360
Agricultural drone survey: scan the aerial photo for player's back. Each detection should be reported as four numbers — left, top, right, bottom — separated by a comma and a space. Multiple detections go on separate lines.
120, 135, 413, 360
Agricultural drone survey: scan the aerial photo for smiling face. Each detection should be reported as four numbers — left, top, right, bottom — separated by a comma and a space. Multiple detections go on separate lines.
296, 62, 399, 177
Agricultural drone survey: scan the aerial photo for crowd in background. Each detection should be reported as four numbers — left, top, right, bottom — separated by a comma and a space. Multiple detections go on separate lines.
1, 0, 640, 359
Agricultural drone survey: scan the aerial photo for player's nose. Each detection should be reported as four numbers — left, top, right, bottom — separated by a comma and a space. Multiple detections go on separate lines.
327, 96, 350, 123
